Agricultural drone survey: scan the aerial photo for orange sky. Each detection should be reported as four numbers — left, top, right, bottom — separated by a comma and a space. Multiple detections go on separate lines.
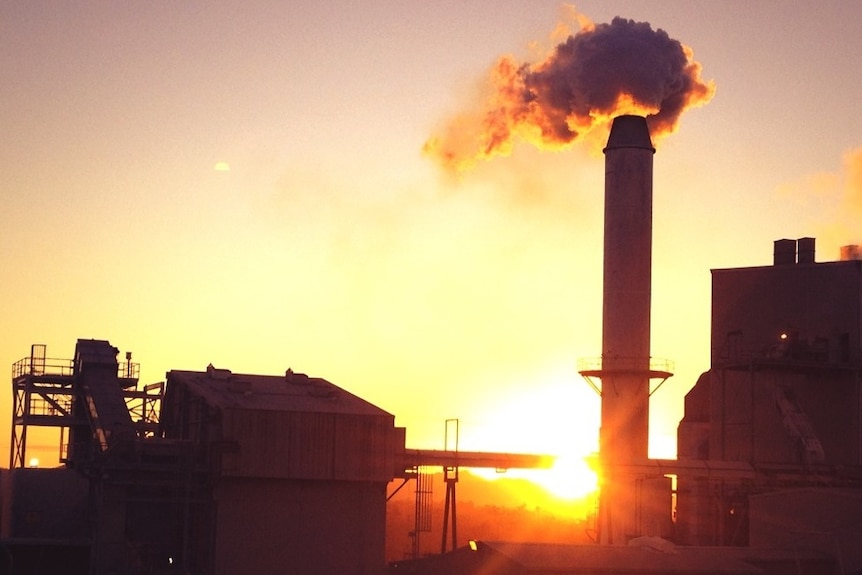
2, 3, 862, 496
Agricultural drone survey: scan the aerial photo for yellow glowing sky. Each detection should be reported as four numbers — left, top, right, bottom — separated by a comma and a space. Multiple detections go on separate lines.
2, 2, 862, 486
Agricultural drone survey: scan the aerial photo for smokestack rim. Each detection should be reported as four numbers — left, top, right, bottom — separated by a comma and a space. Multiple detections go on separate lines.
603, 115, 655, 154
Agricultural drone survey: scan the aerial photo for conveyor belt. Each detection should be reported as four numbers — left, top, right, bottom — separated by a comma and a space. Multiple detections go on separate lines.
74, 339, 135, 451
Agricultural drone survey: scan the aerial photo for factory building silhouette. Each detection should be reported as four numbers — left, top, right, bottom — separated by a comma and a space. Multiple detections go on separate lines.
676, 236, 862, 549
2, 344, 545, 574
3, 116, 862, 574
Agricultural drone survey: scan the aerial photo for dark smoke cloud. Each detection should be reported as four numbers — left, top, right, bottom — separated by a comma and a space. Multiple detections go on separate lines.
424, 16, 715, 172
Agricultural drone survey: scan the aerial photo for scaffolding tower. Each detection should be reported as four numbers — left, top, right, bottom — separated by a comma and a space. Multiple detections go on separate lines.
7, 340, 206, 574
10, 343, 150, 469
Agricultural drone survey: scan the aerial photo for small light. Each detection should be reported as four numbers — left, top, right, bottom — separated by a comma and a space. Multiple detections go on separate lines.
780, 333, 788, 340
469, 540, 478, 551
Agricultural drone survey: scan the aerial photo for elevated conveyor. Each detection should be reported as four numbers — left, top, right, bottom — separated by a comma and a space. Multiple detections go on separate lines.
73, 339, 135, 452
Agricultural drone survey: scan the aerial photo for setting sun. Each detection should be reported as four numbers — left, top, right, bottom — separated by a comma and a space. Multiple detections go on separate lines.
532, 452, 599, 500
472, 452, 598, 505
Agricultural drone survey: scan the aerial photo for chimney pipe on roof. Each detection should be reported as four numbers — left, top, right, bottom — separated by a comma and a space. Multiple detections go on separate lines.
796, 237, 816, 264
841, 245, 862, 261
773, 239, 796, 266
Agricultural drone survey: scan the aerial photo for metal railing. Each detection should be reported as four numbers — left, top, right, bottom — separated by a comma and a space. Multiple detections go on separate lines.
577, 356, 675, 374
28, 393, 74, 416
12, 356, 140, 380
12, 357, 74, 378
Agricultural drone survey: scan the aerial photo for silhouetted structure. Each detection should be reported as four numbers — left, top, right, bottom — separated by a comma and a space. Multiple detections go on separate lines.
4, 339, 175, 574
160, 366, 402, 574
5, 120, 861, 572
388, 236, 862, 574
677, 238, 862, 563
578, 117, 862, 564
578, 115, 674, 544
1, 339, 549, 574
389, 539, 836, 575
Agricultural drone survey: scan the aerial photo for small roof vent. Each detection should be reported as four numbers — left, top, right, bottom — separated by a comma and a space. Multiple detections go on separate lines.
840, 245, 862, 261
206, 363, 232, 380
796, 237, 816, 264
773, 239, 796, 265
285, 368, 310, 384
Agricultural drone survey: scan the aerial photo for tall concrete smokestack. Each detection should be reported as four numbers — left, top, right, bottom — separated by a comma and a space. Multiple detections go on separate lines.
596, 115, 658, 544
601, 115, 654, 465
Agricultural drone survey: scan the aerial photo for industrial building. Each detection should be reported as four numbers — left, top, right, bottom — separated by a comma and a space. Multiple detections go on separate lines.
159, 365, 404, 574
392, 116, 862, 574
3, 115, 862, 574
1, 340, 546, 574
676, 237, 862, 554
388, 539, 837, 575
398, 235, 862, 575
3, 340, 404, 574
580, 116, 862, 561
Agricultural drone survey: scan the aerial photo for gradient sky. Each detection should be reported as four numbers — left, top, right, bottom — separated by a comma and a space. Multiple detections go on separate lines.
3, 2, 862, 473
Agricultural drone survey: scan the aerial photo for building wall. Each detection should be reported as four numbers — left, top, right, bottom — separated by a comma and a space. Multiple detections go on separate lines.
219, 409, 399, 482
0, 467, 89, 539
711, 261, 862, 367
673, 475, 714, 546
639, 476, 674, 539
678, 372, 711, 462
750, 488, 862, 573
677, 257, 862, 546
160, 374, 404, 573
692, 364, 861, 467
212, 477, 387, 575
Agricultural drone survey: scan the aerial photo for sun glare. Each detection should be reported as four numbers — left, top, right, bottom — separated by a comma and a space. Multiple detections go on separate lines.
471, 451, 598, 503
531, 452, 599, 500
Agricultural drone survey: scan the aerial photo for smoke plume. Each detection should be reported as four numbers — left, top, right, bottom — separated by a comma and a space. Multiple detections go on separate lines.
837, 148, 862, 245
424, 15, 715, 172
846, 148, 862, 213
775, 147, 862, 252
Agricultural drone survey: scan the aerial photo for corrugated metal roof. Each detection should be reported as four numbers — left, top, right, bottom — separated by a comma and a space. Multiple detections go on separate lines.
166, 366, 392, 417
474, 541, 773, 574
391, 541, 837, 575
